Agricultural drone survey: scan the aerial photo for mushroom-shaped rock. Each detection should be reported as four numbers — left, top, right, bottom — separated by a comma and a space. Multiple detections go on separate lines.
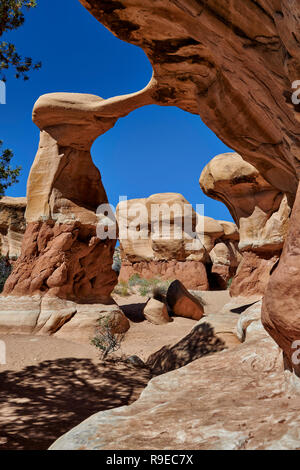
200, 153, 291, 297
117, 193, 209, 290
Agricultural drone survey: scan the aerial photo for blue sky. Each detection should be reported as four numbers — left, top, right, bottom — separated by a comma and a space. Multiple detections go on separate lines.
0, 0, 233, 222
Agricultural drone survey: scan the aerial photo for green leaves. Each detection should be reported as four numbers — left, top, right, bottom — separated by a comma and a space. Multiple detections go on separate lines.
0, 141, 21, 197
0, 0, 41, 80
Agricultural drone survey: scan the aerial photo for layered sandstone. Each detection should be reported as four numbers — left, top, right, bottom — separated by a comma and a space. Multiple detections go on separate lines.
200, 153, 291, 296
0, 196, 26, 259
117, 193, 240, 290
117, 193, 210, 290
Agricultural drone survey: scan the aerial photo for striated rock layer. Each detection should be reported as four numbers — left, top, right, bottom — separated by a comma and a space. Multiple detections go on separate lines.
75, 0, 300, 375
0, 196, 26, 259
117, 193, 240, 290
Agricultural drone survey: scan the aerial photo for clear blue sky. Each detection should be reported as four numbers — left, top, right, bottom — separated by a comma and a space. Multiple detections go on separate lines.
0, 0, 233, 222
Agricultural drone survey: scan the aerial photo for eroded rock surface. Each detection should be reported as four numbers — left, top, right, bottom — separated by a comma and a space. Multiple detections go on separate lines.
117, 193, 240, 290
50, 334, 300, 450
117, 193, 209, 290
0, 197, 26, 259
200, 153, 291, 296
75, 0, 300, 374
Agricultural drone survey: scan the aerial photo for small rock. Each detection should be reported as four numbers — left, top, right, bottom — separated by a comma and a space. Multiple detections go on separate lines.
143, 298, 171, 325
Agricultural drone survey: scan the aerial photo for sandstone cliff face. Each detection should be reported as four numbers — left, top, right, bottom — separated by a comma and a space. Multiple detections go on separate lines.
0, 197, 26, 259
200, 152, 291, 297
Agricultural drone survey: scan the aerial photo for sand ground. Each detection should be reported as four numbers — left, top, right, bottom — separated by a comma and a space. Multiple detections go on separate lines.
0, 290, 230, 450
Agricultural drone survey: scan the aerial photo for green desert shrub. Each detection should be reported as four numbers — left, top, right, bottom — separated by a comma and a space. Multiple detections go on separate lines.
128, 273, 143, 287
91, 315, 125, 360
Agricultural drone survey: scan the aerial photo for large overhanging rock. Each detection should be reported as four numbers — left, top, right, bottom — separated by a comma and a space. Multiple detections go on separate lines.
0, 196, 26, 259
200, 152, 291, 297
79, 0, 300, 195
76, 0, 300, 376
200, 152, 291, 253
117, 193, 209, 290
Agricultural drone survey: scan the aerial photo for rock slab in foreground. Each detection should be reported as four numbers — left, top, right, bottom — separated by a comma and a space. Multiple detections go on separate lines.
50, 336, 300, 450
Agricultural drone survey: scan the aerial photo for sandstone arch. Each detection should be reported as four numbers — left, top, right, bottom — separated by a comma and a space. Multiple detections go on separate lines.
74, 0, 300, 379
2, 0, 300, 375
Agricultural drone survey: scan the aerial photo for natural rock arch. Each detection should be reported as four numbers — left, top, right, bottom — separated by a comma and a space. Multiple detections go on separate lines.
74, 0, 300, 380
2, 0, 300, 378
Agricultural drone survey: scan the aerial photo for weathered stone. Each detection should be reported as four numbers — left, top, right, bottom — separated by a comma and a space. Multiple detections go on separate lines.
143, 298, 171, 325
50, 336, 294, 451
119, 259, 209, 291
117, 193, 209, 290
0, 196, 26, 259
201, 153, 291, 297
166, 280, 204, 320
230, 252, 279, 298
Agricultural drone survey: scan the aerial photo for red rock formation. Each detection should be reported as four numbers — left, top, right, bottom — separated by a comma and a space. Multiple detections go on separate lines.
167, 280, 204, 320
117, 193, 210, 290
262, 183, 300, 379
120, 259, 209, 291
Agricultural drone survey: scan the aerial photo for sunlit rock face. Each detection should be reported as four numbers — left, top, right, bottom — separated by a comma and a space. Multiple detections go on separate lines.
116, 193, 240, 290
200, 152, 291, 297
0, 197, 26, 259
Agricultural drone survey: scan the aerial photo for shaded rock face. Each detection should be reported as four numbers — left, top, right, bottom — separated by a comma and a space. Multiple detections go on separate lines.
117, 193, 240, 290
200, 153, 291, 297
0, 197, 26, 259
146, 322, 225, 375
262, 184, 300, 379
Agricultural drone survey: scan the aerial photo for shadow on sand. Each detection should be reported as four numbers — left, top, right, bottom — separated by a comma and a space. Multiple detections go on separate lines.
0, 357, 151, 450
